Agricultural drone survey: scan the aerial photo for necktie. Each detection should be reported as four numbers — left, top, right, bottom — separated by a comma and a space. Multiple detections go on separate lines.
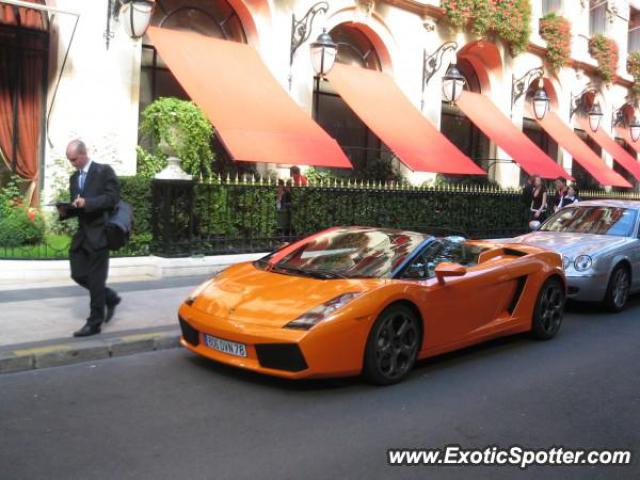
79, 171, 86, 192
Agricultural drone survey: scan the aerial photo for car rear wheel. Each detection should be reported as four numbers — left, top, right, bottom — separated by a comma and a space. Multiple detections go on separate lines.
603, 265, 630, 313
531, 277, 565, 340
363, 304, 421, 385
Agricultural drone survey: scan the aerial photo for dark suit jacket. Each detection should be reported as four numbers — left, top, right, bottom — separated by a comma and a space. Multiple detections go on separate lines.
64, 162, 120, 251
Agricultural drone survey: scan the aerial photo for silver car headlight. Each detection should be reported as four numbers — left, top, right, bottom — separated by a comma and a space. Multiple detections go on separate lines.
285, 292, 361, 330
562, 255, 572, 270
574, 255, 593, 272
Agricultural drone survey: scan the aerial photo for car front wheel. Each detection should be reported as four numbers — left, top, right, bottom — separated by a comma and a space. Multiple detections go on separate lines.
531, 277, 565, 340
363, 304, 421, 385
603, 265, 630, 313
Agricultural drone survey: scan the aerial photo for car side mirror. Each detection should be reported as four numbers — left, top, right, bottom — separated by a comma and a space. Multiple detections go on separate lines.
435, 262, 467, 285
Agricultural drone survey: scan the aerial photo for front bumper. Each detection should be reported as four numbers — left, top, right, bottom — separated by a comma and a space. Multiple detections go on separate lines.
177, 304, 368, 379
565, 272, 609, 302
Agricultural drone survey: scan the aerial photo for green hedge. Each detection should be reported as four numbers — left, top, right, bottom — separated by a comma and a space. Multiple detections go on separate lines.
119, 176, 153, 255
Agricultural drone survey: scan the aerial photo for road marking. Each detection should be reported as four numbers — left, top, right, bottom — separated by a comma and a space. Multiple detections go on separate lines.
12, 344, 73, 355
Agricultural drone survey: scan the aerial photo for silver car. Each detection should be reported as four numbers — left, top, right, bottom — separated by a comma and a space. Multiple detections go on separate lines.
511, 200, 640, 312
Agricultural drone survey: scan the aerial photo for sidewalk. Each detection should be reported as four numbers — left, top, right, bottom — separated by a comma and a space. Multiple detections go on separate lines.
0, 274, 213, 374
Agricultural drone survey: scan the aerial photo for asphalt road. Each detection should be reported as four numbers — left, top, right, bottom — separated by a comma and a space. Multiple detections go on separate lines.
1, 301, 639, 480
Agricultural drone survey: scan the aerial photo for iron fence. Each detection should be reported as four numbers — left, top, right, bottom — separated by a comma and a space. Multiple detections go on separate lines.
150, 179, 532, 257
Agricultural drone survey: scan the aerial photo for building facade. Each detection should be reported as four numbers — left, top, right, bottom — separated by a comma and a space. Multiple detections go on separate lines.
3, 0, 640, 201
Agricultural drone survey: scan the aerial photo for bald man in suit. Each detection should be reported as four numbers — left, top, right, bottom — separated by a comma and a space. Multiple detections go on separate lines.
58, 140, 121, 337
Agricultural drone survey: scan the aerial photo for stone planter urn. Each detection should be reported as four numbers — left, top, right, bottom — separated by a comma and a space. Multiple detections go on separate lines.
154, 125, 193, 181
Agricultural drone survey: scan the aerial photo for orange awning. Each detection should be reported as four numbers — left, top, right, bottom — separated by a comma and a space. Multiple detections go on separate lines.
456, 91, 570, 179
615, 127, 640, 155
535, 112, 631, 188
577, 118, 640, 181
326, 63, 485, 175
147, 27, 352, 168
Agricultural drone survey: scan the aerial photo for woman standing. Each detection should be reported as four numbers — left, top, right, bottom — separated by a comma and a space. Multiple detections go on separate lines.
529, 175, 548, 229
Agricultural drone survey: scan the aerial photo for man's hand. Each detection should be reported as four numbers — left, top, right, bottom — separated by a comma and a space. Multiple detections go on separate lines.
72, 197, 86, 209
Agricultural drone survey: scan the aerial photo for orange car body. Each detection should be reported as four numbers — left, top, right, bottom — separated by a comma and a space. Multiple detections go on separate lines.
178, 233, 564, 380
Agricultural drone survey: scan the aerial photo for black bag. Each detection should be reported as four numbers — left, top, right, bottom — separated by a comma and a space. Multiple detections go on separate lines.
106, 200, 133, 251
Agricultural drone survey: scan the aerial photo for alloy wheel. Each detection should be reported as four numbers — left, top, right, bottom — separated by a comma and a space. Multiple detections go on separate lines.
539, 283, 564, 335
374, 312, 419, 381
612, 269, 630, 309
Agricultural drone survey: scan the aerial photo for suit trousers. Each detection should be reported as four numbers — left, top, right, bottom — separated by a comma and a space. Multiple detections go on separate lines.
70, 243, 117, 325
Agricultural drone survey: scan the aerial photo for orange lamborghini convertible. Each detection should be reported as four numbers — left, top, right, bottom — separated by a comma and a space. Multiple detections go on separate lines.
178, 227, 566, 384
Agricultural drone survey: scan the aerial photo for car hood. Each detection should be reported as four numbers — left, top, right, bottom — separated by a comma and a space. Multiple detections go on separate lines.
511, 232, 631, 257
191, 262, 382, 327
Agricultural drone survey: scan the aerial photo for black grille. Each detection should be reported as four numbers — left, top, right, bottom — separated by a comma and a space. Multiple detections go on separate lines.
255, 344, 308, 372
179, 316, 200, 346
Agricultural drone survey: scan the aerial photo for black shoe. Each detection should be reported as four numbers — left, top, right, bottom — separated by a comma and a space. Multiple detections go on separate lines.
105, 296, 121, 324
73, 323, 101, 337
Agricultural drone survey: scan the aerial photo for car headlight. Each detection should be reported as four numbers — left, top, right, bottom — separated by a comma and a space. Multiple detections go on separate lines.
562, 255, 572, 270
184, 271, 224, 305
574, 255, 593, 272
285, 292, 361, 330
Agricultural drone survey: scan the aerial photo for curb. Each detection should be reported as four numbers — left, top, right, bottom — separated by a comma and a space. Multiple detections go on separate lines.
0, 326, 181, 374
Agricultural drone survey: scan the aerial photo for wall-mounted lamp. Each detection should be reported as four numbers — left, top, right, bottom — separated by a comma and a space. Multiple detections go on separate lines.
288, 1, 329, 91
612, 105, 640, 142
309, 29, 337, 77
570, 87, 602, 132
421, 41, 459, 111
511, 67, 543, 107
587, 102, 604, 133
531, 79, 550, 120
441, 64, 465, 104
105, 0, 155, 49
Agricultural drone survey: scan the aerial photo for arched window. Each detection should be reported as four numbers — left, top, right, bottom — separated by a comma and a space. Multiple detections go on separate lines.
313, 24, 386, 177
140, 0, 246, 111
439, 59, 489, 170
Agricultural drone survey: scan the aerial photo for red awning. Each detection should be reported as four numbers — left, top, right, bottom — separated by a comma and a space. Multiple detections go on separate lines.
456, 91, 570, 179
326, 63, 485, 175
535, 112, 631, 188
576, 118, 640, 180
147, 27, 351, 168
615, 127, 640, 155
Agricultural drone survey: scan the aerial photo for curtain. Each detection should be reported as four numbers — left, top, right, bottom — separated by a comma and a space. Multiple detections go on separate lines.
0, 3, 47, 205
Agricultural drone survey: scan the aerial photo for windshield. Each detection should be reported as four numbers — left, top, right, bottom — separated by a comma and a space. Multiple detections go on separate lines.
540, 206, 638, 237
258, 228, 429, 279
401, 238, 486, 280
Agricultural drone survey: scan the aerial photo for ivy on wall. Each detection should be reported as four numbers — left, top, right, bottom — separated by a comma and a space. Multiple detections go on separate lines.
539, 13, 571, 73
588, 34, 619, 83
441, 0, 532, 56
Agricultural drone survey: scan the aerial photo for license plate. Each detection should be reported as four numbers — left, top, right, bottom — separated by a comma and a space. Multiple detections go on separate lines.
204, 334, 247, 358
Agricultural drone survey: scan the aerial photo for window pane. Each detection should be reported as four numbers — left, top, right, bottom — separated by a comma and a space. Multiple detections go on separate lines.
589, 1, 607, 35
542, 0, 562, 14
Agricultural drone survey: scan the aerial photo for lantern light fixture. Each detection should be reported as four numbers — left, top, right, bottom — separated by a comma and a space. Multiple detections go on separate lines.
441, 63, 465, 103
630, 117, 640, 142
588, 102, 604, 133
105, 0, 155, 49
531, 78, 550, 120
310, 29, 338, 77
